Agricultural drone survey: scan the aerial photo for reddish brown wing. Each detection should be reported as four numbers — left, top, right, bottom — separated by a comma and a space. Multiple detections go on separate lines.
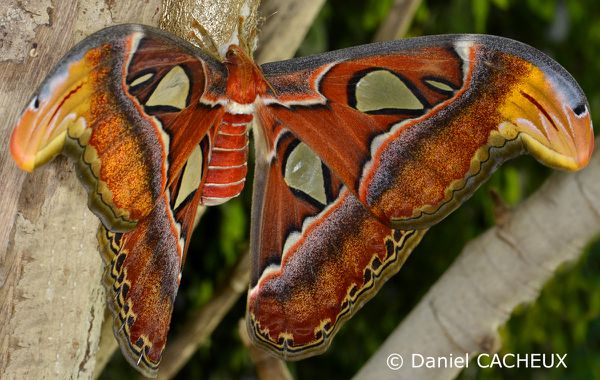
247, 124, 426, 358
258, 35, 593, 230
248, 35, 593, 358
98, 138, 208, 376
9, 25, 227, 377
10, 24, 226, 231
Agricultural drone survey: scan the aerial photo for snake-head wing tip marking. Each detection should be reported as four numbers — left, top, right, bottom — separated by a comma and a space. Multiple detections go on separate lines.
10, 96, 68, 172
493, 41, 594, 172
10, 48, 98, 173
499, 92, 594, 172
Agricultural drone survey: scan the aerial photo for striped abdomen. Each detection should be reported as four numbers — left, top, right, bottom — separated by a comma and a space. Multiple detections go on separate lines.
201, 113, 251, 206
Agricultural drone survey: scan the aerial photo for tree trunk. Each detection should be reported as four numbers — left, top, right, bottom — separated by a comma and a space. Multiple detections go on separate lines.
0, 1, 161, 378
0, 0, 322, 377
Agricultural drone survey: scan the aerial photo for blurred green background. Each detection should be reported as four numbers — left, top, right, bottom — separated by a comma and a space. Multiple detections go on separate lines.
101, 0, 600, 379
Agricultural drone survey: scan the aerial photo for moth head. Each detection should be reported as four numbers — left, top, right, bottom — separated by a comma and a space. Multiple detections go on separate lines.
224, 45, 267, 103
224, 44, 249, 66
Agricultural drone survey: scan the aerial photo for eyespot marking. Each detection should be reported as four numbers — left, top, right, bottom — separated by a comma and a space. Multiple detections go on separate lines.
146, 66, 190, 110
284, 142, 327, 205
355, 70, 424, 112
129, 73, 154, 88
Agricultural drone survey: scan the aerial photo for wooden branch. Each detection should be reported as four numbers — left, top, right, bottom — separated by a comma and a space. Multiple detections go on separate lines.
256, 0, 326, 63
93, 309, 119, 379
374, 0, 422, 41
354, 144, 600, 380
160, 0, 261, 50
0, 1, 162, 378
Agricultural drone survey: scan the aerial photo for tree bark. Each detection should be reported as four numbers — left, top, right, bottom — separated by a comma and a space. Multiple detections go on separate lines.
0, 1, 161, 379
1, 0, 325, 378
255, 0, 326, 63
354, 143, 600, 380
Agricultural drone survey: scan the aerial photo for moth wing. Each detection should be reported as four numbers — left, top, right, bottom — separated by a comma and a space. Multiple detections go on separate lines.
10, 24, 226, 231
247, 124, 425, 358
97, 138, 209, 377
10, 25, 227, 377
246, 34, 594, 358
259, 35, 593, 230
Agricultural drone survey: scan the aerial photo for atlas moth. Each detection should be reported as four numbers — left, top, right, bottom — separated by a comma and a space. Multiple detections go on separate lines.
9, 9, 593, 378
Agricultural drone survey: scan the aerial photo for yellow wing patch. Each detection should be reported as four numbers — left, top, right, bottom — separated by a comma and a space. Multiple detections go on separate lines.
355, 70, 424, 112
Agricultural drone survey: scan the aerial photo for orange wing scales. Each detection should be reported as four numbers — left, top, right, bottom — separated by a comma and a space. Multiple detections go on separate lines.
260, 38, 593, 231
11, 35, 170, 231
98, 162, 206, 377
363, 48, 593, 228
98, 193, 183, 374
247, 188, 426, 358
247, 114, 425, 358
10, 25, 224, 377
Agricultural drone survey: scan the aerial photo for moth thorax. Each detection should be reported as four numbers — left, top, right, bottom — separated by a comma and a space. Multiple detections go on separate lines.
224, 45, 267, 104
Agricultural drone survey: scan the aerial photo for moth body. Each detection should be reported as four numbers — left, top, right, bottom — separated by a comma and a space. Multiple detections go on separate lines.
200, 44, 267, 205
